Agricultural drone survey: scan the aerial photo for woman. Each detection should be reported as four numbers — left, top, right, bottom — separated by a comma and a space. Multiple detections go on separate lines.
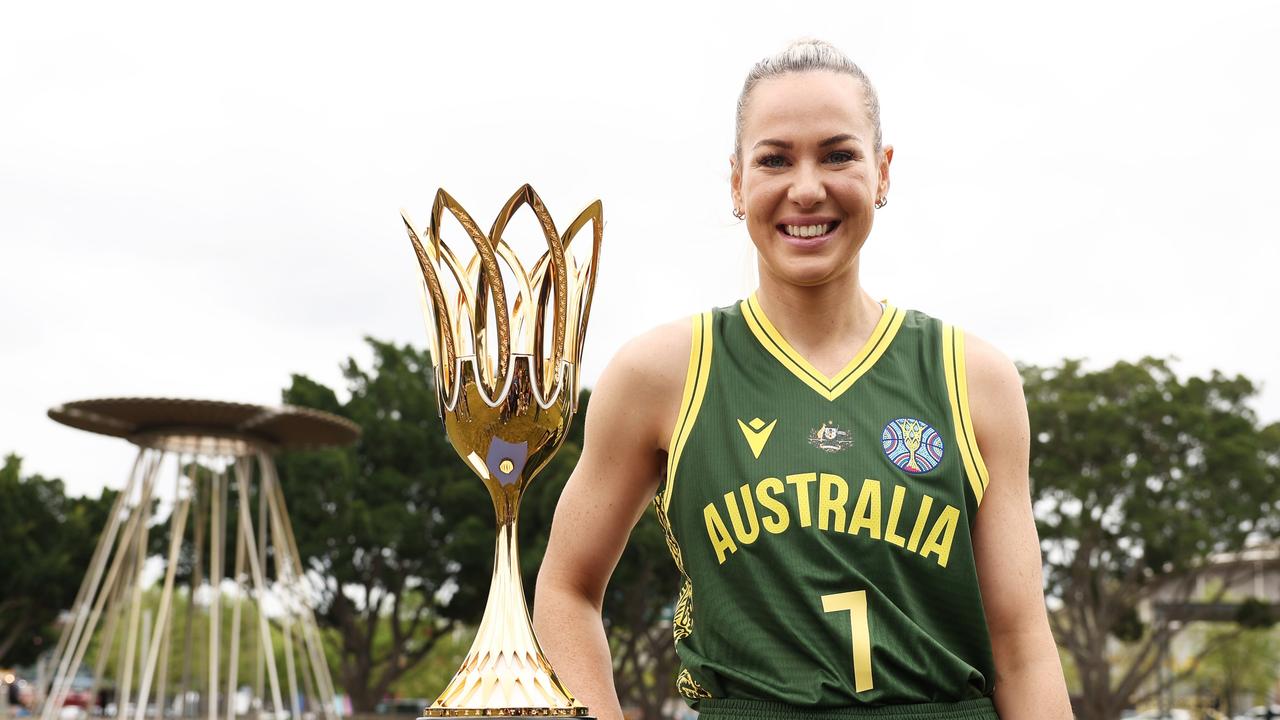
534, 40, 1072, 719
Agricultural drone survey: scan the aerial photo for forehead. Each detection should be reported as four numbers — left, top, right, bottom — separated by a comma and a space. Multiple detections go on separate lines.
741, 71, 872, 145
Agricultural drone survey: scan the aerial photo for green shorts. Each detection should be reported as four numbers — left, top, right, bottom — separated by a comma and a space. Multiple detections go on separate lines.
695, 697, 999, 720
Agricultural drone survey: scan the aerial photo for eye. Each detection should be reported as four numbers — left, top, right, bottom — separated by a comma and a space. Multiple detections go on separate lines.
826, 150, 857, 164
755, 154, 788, 169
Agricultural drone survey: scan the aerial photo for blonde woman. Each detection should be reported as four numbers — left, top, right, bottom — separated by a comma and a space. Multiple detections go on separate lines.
535, 40, 1072, 720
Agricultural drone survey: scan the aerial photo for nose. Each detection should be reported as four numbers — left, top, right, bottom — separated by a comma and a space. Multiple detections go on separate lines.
786, 160, 827, 208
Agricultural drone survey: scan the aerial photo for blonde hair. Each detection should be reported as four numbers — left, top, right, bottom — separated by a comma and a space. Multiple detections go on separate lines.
734, 39, 883, 159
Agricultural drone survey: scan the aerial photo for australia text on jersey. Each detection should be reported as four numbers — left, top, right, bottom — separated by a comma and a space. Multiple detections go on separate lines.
702, 474, 961, 569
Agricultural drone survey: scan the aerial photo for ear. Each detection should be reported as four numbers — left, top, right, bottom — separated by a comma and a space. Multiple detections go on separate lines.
878, 145, 893, 200
730, 153, 743, 210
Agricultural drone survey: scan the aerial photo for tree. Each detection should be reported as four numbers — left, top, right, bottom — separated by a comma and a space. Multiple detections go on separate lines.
519, 391, 683, 719
1191, 623, 1280, 714
1022, 358, 1280, 720
280, 340, 686, 716
0, 454, 117, 666
600, 512, 681, 720
276, 338, 595, 711
276, 339, 482, 710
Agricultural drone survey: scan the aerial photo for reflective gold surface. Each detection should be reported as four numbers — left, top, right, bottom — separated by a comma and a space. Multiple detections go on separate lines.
403, 185, 601, 717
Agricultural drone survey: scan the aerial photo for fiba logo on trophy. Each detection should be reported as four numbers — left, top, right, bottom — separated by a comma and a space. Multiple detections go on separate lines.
401, 185, 601, 718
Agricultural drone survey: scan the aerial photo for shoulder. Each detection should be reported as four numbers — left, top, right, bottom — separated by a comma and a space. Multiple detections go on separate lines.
955, 330, 1031, 495
907, 304, 1028, 468
587, 316, 699, 450
596, 317, 693, 399
961, 331, 1027, 433
906, 304, 1024, 420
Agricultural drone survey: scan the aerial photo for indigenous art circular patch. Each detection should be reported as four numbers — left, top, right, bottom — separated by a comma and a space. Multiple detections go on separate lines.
881, 418, 944, 474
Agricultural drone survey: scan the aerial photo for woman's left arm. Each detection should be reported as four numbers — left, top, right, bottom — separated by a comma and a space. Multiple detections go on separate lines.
965, 334, 1073, 719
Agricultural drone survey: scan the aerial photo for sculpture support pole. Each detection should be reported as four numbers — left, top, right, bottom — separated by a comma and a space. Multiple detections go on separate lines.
208, 468, 224, 720
155, 583, 174, 720
238, 464, 287, 720
49, 449, 145, 690
263, 457, 340, 719
43, 399, 357, 720
255, 458, 269, 719
178, 462, 205, 719
118, 458, 153, 720
40, 448, 147, 720
132, 489, 191, 720
53, 450, 162, 720
139, 613, 152, 709
283, 617, 301, 718
226, 463, 249, 720
294, 620, 320, 717
90, 563, 127, 704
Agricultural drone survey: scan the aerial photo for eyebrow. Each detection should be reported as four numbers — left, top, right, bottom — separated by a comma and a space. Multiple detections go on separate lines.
753, 134, 861, 151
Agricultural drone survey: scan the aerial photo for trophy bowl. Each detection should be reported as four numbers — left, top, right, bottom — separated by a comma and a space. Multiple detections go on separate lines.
402, 184, 601, 718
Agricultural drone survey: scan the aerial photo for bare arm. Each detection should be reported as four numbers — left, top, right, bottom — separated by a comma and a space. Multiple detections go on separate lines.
534, 321, 689, 720
966, 334, 1073, 719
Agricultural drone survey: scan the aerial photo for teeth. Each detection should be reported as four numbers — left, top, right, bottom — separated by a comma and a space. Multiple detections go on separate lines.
784, 223, 831, 238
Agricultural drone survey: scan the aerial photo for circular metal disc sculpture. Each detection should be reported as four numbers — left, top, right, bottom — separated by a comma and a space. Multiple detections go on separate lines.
39, 398, 359, 720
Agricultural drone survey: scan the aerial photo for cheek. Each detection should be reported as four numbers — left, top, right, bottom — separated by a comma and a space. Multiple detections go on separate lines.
836, 188, 877, 219
743, 175, 787, 209
836, 174, 875, 200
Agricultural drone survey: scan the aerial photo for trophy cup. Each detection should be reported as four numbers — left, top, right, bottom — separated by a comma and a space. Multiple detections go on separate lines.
401, 185, 601, 718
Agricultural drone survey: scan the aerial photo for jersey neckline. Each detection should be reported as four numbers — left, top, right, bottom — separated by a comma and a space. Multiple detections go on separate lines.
739, 293, 906, 402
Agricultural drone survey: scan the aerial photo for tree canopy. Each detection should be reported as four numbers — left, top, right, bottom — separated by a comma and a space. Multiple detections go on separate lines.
276, 339, 485, 710
0, 454, 117, 666
1022, 357, 1280, 719
277, 338, 682, 712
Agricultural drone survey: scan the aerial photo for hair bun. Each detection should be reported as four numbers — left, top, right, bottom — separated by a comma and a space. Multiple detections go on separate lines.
733, 39, 884, 157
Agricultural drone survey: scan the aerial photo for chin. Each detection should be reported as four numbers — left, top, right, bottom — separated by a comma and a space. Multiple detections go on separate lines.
763, 254, 857, 288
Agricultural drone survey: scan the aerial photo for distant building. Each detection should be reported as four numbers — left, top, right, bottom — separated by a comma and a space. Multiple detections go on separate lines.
1139, 542, 1280, 712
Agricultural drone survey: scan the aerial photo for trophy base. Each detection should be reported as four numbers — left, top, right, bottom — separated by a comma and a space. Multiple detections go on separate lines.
418, 715, 594, 719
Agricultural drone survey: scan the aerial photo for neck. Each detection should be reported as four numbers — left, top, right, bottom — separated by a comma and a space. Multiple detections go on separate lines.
753, 257, 881, 369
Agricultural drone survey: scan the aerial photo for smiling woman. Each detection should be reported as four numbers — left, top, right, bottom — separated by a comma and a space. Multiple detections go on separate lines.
732, 67, 888, 295
534, 39, 1072, 720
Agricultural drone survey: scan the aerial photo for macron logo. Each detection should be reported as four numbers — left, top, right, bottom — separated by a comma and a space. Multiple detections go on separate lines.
737, 417, 777, 459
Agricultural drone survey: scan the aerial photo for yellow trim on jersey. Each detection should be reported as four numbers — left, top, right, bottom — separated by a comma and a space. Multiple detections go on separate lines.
662, 312, 714, 513
943, 325, 991, 506
740, 293, 905, 402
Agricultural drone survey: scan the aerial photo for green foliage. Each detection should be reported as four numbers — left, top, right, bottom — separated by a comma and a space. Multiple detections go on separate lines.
601, 505, 681, 719
1022, 358, 1280, 719
275, 338, 588, 710
1110, 605, 1145, 643
1027, 358, 1278, 588
382, 626, 475, 701
80, 587, 308, 697
0, 454, 117, 666
1191, 625, 1280, 714
1234, 597, 1276, 630
520, 388, 682, 714
277, 339, 682, 711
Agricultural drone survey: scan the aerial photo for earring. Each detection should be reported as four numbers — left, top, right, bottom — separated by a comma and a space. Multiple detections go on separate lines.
875, 196, 888, 209
732, 207, 745, 220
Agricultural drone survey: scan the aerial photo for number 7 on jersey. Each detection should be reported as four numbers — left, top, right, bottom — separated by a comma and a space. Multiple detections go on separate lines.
822, 590, 874, 692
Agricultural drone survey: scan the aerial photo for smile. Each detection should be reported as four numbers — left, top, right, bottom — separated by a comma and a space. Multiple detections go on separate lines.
777, 220, 840, 239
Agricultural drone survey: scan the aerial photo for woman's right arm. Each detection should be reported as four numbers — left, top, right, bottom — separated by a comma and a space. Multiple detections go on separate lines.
534, 320, 691, 720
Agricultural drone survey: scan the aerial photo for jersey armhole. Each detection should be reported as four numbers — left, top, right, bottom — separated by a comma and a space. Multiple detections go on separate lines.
942, 324, 991, 507
660, 312, 715, 513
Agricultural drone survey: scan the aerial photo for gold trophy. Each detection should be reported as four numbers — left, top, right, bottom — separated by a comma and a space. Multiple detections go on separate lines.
401, 185, 601, 718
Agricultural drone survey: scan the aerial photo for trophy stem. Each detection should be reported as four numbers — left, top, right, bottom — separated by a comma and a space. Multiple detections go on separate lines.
425, 517, 586, 717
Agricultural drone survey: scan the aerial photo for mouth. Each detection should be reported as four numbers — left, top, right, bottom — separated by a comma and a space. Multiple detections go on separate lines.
776, 220, 840, 245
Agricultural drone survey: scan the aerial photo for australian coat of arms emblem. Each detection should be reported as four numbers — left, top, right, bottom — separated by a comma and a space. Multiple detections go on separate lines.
809, 422, 854, 453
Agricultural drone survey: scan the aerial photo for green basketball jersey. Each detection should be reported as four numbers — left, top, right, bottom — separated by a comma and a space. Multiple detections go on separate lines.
654, 295, 998, 714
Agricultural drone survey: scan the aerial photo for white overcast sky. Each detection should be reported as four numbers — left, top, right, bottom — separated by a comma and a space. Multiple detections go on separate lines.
2, 1, 1278, 498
